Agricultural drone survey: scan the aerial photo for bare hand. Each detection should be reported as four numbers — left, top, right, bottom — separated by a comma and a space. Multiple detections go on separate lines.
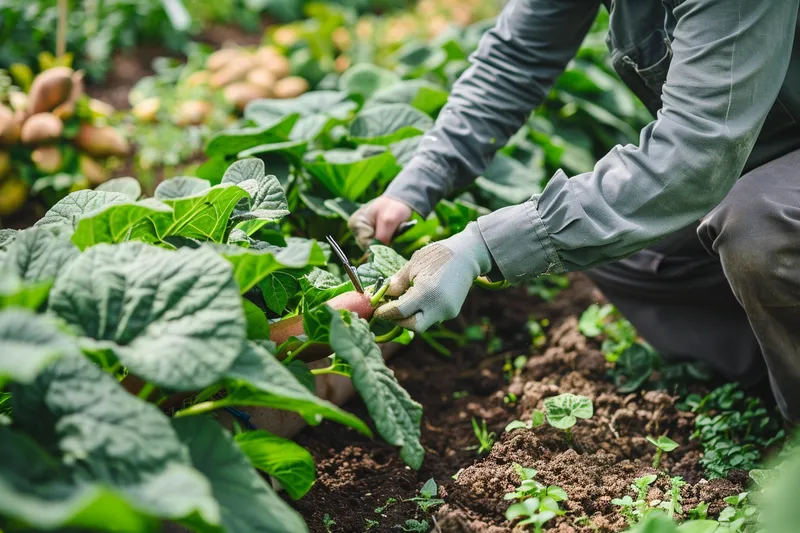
348, 196, 413, 250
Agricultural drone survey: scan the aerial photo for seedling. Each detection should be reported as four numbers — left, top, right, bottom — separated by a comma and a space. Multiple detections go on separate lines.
504, 464, 567, 533
527, 274, 569, 302
526, 317, 548, 349
374, 497, 397, 515
543, 393, 594, 443
578, 304, 637, 361
364, 518, 379, 531
505, 410, 545, 432
504, 355, 528, 381
323, 513, 336, 533
653, 476, 685, 519
717, 492, 757, 531
471, 417, 496, 455
647, 435, 679, 469
406, 478, 444, 514
612, 474, 657, 526
396, 519, 429, 532
452, 390, 469, 399
688, 501, 709, 520
504, 392, 518, 405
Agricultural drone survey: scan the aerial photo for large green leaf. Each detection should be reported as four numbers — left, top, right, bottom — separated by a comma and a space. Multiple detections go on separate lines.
238, 139, 309, 162
8, 356, 220, 527
71, 199, 173, 250
2, 226, 79, 283
221, 342, 371, 435
96, 177, 142, 201
329, 310, 424, 469
219, 240, 326, 294
137, 183, 251, 243
367, 80, 449, 116
300, 268, 352, 309
0, 309, 78, 384
304, 148, 396, 200
173, 416, 309, 533
221, 159, 290, 223
205, 114, 299, 157
370, 245, 408, 277
35, 190, 129, 229
0, 270, 52, 310
245, 91, 357, 125
259, 272, 298, 314
339, 64, 401, 98
154, 176, 210, 200
235, 430, 315, 500
349, 104, 433, 146
48, 243, 245, 391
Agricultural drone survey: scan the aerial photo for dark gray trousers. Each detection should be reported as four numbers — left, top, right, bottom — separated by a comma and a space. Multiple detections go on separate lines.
587, 149, 800, 423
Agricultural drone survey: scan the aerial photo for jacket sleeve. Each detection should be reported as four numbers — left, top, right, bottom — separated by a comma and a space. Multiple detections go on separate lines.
383, 0, 602, 216
477, 0, 800, 283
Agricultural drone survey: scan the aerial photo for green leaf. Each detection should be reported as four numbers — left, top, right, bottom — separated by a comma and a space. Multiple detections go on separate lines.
243, 299, 270, 340
96, 177, 142, 201
238, 139, 309, 162
35, 190, 129, 229
578, 303, 614, 337
172, 416, 308, 533
356, 262, 381, 288
329, 310, 423, 469
420, 478, 438, 498
349, 104, 433, 146
304, 149, 396, 200
0, 270, 52, 310
259, 272, 298, 314
303, 304, 333, 343
0, 309, 79, 384
143, 183, 251, 243
476, 153, 543, 209
205, 114, 299, 157
48, 242, 246, 391
235, 430, 315, 500
339, 64, 401, 98
300, 268, 352, 309
154, 176, 210, 200
543, 393, 594, 430
223, 342, 371, 435
2, 226, 79, 283
221, 159, 290, 222
71, 199, 173, 250
647, 436, 679, 453
614, 343, 657, 393
367, 80, 449, 116
370, 245, 408, 277
245, 91, 356, 125
286, 359, 316, 392
220, 240, 326, 294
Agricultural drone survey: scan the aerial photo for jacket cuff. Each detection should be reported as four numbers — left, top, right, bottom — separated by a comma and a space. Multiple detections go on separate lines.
384, 157, 451, 217
476, 200, 564, 284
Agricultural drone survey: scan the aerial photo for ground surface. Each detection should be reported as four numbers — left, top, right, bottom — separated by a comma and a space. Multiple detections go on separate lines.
290, 275, 747, 533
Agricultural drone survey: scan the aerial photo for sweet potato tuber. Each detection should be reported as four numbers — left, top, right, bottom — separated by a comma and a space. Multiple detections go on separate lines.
206, 48, 246, 72
31, 146, 63, 173
28, 67, 73, 115
175, 100, 212, 126
246, 68, 277, 91
74, 124, 129, 158
79, 154, 109, 186
20, 112, 63, 144
273, 76, 310, 99
223, 83, 268, 111
132, 97, 161, 122
209, 59, 253, 89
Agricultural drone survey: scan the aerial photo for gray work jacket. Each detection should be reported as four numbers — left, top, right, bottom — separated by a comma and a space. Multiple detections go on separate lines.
384, 0, 800, 282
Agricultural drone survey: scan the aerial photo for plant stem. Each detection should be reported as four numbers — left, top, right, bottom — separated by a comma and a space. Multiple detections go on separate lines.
420, 332, 451, 357
565, 428, 573, 444
56, 0, 68, 57
310, 366, 350, 377
174, 399, 228, 418
473, 276, 509, 290
369, 281, 390, 307
652, 448, 663, 469
193, 383, 223, 405
374, 326, 402, 344
137, 382, 156, 401
282, 340, 312, 365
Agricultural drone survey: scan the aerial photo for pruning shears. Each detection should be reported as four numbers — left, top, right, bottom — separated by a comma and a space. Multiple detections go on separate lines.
326, 235, 365, 293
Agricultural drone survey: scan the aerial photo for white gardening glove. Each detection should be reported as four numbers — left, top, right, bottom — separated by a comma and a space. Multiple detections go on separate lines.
374, 223, 493, 332
348, 196, 413, 250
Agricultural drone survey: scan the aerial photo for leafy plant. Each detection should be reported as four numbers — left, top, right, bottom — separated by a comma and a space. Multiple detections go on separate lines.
471, 417, 496, 455
647, 435, 679, 469
396, 519, 429, 532
504, 464, 568, 533
506, 410, 545, 432
612, 474, 658, 526
653, 476, 686, 520
543, 393, 594, 443
579, 303, 637, 362
406, 478, 444, 514
323, 513, 336, 533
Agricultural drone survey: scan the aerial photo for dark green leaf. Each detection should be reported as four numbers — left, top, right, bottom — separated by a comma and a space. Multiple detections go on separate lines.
205, 114, 299, 157
235, 430, 315, 500
349, 104, 433, 146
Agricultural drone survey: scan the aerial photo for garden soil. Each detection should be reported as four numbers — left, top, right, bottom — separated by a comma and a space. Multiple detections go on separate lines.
289, 274, 748, 533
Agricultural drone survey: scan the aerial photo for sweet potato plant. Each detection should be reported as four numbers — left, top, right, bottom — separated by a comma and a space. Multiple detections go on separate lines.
0, 162, 425, 533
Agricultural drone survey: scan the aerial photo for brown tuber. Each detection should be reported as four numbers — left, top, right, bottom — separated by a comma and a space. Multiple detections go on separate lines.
74, 124, 129, 158
27, 67, 74, 115
31, 146, 63, 173
223, 83, 268, 111
175, 100, 212, 126
20, 112, 63, 144
132, 97, 161, 122
246, 68, 277, 91
206, 48, 246, 72
0, 105, 14, 142
273, 76, 309, 99
209, 58, 253, 89
185, 71, 210, 88
264, 55, 290, 80
79, 154, 109, 186
52, 70, 85, 120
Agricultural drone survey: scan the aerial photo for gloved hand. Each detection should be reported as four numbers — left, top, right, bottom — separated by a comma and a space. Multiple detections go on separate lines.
374, 223, 493, 332
348, 196, 413, 250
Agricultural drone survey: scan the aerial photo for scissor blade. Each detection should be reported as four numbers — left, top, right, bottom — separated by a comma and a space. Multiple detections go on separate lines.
326, 235, 364, 293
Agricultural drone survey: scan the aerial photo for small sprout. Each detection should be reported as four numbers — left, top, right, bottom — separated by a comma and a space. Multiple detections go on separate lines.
504, 392, 518, 405
395, 519, 429, 532
503, 355, 527, 381
471, 417, 496, 455
374, 497, 397, 514
647, 435, 679, 469
504, 464, 567, 533
452, 390, 469, 399
451, 468, 464, 481
689, 501, 709, 520
612, 474, 657, 526
406, 478, 444, 513
527, 318, 547, 349
322, 513, 336, 533
505, 411, 545, 432
364, 518, 379, 531
543, 393, 593, 443
655, 476, 686, 519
